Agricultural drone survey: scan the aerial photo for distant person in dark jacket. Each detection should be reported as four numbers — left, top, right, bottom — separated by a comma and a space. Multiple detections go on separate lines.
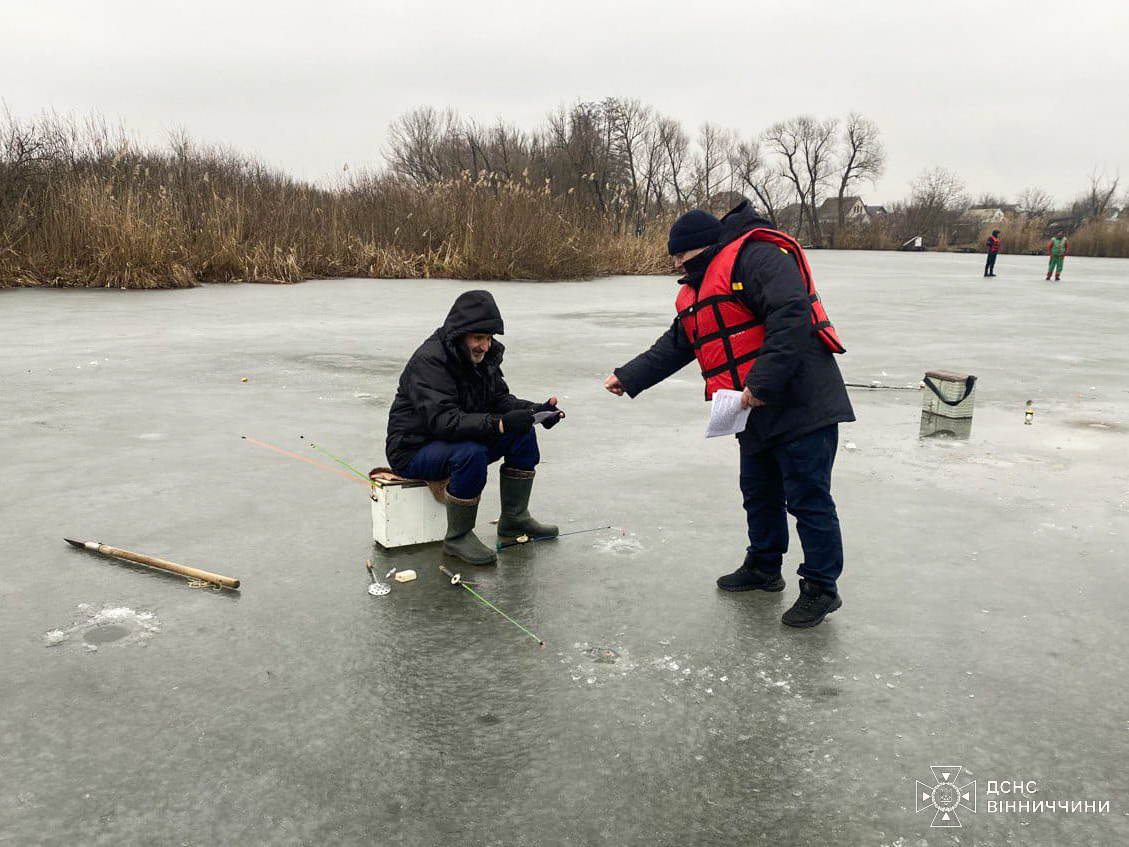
386, 290, 563, 565
984, 229, 1000, 277
603, 201, 855, 627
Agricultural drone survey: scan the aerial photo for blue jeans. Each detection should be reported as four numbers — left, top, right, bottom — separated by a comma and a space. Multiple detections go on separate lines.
738, 424, 843, 593
400, 430, 540, 499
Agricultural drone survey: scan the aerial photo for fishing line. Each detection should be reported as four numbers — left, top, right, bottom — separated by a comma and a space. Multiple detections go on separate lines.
497, 525, 613, 550
299, 436, 370, 482
242, 436, 373, 487
439, 565, 544, 646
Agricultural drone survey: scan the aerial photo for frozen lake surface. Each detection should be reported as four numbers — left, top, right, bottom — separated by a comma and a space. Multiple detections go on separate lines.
2, 250, 1128, 845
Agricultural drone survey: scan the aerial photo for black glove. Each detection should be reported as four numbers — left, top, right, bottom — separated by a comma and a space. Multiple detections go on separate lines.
500, 409, 535, 435
532, 400, 564, 429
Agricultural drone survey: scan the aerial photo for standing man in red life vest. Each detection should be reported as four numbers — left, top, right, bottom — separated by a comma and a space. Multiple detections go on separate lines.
603, 200, 855, 627
984, 229, 1000, 277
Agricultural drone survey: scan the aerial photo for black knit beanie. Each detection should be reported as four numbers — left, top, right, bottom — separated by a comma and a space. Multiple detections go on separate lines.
667, 209, 721, 255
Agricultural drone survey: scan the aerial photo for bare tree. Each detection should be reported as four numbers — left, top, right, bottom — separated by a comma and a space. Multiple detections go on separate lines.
694, 123, 736, 212
799, 116, 839, 246
546, 102, 615, 211
385, 107, 462, 185
1016, 187, 1054, 216
1083, 167, 1120, 221
656, 116, 690, 210
463, 118, 491, 179
835, 113, 885, 229
604, 97, 654, 229
763, 118, 809, 237
908, 166, 968, 244
486, 121, 529, 181
638, 120, 672, 224
973, 192, 1008, 207
730, 138, 787, 225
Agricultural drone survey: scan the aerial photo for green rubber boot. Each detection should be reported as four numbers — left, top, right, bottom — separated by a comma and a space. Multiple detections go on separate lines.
442, 491, 497, 566
497, 468, 558, 540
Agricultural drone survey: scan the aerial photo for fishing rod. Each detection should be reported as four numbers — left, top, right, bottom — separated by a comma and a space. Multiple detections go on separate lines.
497, 525, 613, 550
299, 436, 371, 482
242, 436, 374, 487
438, 565, 544, 647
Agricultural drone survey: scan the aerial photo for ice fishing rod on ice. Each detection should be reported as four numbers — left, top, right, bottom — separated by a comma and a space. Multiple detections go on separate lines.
496, 525, 613, 550
438, 565, 544, 647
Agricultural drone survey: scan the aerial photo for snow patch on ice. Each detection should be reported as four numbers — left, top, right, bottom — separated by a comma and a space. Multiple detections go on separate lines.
44, 605, 161, 650
594, 536, 643, 555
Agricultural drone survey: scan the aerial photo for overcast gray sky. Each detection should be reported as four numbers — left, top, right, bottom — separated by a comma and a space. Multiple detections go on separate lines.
3, 0, 1126, 207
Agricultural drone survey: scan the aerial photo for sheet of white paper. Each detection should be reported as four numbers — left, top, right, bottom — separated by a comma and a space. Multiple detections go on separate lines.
533, 410, 559, 424
706, 389, 750, 438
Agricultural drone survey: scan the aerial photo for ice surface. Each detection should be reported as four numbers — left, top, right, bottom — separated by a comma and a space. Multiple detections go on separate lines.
4, 253, 1129, 845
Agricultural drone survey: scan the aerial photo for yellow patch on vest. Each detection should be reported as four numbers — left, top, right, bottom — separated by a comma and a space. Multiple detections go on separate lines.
731, 282, 744, 291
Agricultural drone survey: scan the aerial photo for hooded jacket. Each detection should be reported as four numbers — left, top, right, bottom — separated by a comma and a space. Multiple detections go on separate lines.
385, 290, 534, 472
614, 200, 855, 453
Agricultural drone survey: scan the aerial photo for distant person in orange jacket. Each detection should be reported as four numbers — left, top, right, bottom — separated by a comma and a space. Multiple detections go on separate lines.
1046, 229, 1069, 281
984, 229, 1000, 277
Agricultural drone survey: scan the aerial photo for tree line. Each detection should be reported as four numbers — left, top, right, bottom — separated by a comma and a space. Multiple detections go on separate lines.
384, 99, 886, 245
2, 103, 1126, 289
384, 99, 1126, 251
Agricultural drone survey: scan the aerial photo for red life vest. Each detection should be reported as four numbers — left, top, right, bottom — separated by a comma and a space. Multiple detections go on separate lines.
987, 234, 1000, 252
675, 228, 845, 399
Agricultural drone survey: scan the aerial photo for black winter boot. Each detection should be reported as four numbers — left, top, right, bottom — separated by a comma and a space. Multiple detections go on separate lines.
443, 490, 497, 566
497, 467, 558, 540
781, 579, 842, 627
716, 554, 785, 592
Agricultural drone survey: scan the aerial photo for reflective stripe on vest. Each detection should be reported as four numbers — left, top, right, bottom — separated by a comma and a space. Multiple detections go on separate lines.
675, 228, 845, 399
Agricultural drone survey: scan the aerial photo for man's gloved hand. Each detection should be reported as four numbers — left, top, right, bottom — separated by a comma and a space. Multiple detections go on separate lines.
499, 409, 535, 435
532, 396, 565, 429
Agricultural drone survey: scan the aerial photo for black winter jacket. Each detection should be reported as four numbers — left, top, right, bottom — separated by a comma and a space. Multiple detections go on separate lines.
614, 200, 855, 453
385, 290, 534, 472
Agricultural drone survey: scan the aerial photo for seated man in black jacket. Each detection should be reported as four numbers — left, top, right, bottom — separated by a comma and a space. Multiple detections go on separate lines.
604, 201, 854, 627
386, 290, 561, 565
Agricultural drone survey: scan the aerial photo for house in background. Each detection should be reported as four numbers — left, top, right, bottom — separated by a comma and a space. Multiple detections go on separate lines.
1044, 212, 1084, 235
960, 204, 1019, 226
818, 196, 871, 229
954, 204, 1020, 243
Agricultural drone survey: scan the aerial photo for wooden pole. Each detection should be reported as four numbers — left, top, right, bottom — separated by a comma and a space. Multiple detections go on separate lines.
64, 538, 240, 589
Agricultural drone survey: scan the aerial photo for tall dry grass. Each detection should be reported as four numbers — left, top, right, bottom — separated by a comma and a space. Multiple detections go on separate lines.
1067, 220, 1129, 258
980, 214, 1048, 254
0, 115, 668, 288
974, 215, 1129, 257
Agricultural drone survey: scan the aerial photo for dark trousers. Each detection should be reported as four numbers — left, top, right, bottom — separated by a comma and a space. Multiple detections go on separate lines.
738, 423, 844, 593
401, 430, 540, 499
984, 252, 997, 275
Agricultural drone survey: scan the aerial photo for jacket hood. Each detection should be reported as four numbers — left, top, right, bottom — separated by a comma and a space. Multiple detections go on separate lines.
677, 198, 774, 286
441, 290, 505, 341
717, 198, 774, 245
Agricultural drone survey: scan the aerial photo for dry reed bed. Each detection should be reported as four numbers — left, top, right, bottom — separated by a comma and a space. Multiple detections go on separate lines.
0, 118, 668, 289
3, 116, 1126, 288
